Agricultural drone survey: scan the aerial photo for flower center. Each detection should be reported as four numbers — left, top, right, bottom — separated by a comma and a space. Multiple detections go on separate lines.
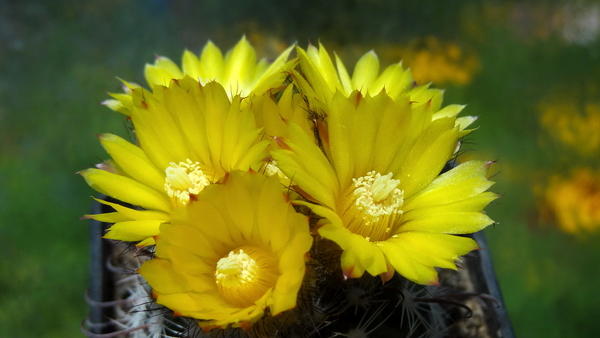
215, 246, 279, 308
164, 159, 211, 205
341, 171, 404, 241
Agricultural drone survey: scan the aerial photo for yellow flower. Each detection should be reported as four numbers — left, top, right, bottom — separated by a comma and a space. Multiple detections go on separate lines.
81, 78, 270, 245
291, 43, 477, 133
272, 90, 497, 285
105, 36, 294, 116
138, 171, 312, 329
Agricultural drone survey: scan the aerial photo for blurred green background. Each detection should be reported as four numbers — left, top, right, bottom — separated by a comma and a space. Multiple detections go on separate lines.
2, 0, 600, 336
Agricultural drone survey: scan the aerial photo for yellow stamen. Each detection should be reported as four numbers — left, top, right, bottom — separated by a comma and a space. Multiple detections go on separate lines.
164, 159, 210, 205
215, 246, 279, 307
342, 171, 404, 241
353, 171, 404, 223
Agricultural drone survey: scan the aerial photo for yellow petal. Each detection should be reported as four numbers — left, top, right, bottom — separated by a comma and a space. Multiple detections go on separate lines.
399, 211, 494, 234
145, 56, 184, 87
272, 122, 338, 208
378, 239, 439, 285
131, 86, 192, 169
315, 42, 341, 92
296, 46, 335, 99
159, 224, 220, 259
396, 119, 459, 197
457, 115, 478, 132
370, 62, 413, 99
405, 175, 495, 211
80, 168, 171, 212
84, 212, 129, 223
433, 104, 465, 120
185, 199, 236, 247
416, 160, 491, 192
181, 49, 201, 78
161, 245, 215, 290
202, 82, 231, 167
198, 40, 225, 82
253, 44, 295, 93
99, 133, 165, 192
334, 52, 353, 94
162, 79, 212, 165
224, 36, 256, 93
278, 231, 313, 274
345, 235, 387, 277
394, 232, 478, 270
340, 249, 367, 278
368, 94, 411, 171
91, 197, 170, 220
352, 50, 380, 92
223, 171, 255, 240
104, 220, 163, 241
139, 259, 192, 294
136, 237, 156, 247
101, 98, 129, 116
404, 192, 498, 221
409, 85, 443, 112
254, 173, 284, 235
326, 92, 355, 186
271, 270, 302, 315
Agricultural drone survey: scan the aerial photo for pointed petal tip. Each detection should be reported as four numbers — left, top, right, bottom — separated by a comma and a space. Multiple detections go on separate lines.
379, 270, 395, 284
273, 136, 292, 151
202, 324, 220, 333
240, 321, 253, 331
342, 267, 353, 280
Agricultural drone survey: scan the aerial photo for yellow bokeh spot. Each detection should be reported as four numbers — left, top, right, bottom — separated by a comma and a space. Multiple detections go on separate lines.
539, 100, 600, 156
379, 37, 481, 85
542, 168, 600, 234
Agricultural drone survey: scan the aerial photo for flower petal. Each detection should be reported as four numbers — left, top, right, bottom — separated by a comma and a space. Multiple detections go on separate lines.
145, 56, 184, 87
399, 211, 494, 234
99, 133, 165, 192
377, 239, 439, 285
104, 220, 163, 241
80, 168, 171, 212
139, 259, 192, 294
352, 51, 379, 91
396, 118, 460, 197
272, 122, 338, 208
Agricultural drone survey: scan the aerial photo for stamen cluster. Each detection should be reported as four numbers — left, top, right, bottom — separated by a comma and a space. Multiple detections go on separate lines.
352, 171, 404, 225
164, 159, 210, 205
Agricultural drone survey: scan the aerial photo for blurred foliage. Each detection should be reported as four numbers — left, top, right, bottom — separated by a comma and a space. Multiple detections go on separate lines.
2, 0, 600, 336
